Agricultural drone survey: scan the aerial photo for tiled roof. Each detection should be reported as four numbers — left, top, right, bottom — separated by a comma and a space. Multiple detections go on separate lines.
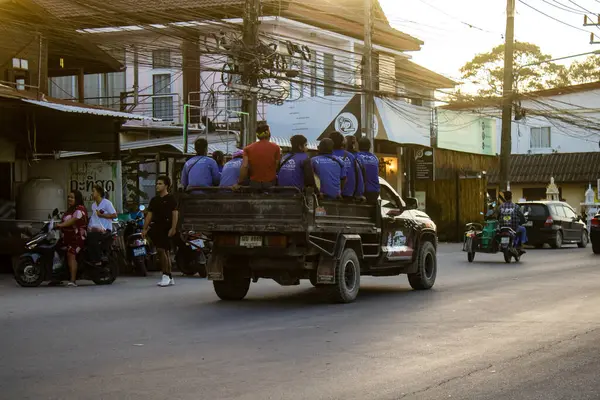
27, 0, 277, 19
488, 152, 600, 184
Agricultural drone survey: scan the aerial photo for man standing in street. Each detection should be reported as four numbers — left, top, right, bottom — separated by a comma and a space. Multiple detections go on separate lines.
181, 138, 221, 192
143, 176, 179, 287
238, 124, 281, 191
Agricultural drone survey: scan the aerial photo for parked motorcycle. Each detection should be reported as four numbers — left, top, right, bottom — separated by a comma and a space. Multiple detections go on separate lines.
174, 231, 210, 277
123, 205, 154, 276
14, 209, 119, 287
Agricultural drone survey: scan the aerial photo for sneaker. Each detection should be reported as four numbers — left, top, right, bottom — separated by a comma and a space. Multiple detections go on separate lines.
158, 274, 171, 287
169, 277, 175, 286
67, 282, 77, 287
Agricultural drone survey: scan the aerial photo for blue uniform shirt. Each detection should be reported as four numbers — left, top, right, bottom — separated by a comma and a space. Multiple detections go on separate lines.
181, 155, 221, 189
311, 155, 347, 198
219, 158, 243, 187
278, 152, 309, 189
333, 149, 364, 197
356, 151, 380, 194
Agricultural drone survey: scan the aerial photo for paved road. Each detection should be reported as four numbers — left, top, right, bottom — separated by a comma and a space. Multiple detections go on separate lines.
1, 244, 599, 400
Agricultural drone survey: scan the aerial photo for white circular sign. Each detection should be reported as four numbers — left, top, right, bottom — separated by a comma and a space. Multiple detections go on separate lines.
335, 112, 359, 136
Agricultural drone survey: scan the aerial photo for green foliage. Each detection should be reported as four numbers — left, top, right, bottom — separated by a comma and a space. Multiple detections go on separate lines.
460, 42, 570, 97
568, 55, 600, 84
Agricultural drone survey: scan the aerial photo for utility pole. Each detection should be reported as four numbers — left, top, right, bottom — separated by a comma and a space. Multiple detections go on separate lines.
499, 0, 515, 192
362, 0, 375, 147
241, 0, 260, 148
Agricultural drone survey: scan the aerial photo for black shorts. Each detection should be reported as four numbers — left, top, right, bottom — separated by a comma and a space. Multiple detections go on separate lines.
149, 227, 172, 250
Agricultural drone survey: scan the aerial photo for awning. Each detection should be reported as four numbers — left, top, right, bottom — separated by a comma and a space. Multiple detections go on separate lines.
23, 99, 155, 120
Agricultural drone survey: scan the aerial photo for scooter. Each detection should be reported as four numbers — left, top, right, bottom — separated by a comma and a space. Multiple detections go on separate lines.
14, 209, 119, 287
123, 205, 153, 276
174, 231, 210, 277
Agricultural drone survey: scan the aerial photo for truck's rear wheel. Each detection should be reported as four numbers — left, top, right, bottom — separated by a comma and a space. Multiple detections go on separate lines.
408, 241, 437, 290
327, 248, 360, 303
213, 275, 250, 301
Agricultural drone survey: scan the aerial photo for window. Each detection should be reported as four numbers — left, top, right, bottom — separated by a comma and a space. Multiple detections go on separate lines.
521, 204, 548, 218
152, 49, 171, 69
562, 206, 577, 219
380, 186, 399, 209
530, 127, 551, 149
552, 205, 567, 218
152, 74, 173, 121
323, 53, 335, 96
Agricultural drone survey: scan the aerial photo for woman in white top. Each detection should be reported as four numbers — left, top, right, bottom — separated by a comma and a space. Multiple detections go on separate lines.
87, 185, 117, 263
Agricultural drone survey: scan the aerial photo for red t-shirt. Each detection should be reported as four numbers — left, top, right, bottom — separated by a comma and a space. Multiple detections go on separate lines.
244, 140, 281, 183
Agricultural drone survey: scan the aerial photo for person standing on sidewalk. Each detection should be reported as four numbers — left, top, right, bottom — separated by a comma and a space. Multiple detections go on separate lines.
143, 176, 178, 287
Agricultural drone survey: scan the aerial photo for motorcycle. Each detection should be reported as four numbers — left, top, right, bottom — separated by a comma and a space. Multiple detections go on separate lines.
463, 209, 528, 264
123, 205, 154, 276
14, 209, 119, 287
174, 230, 210, 277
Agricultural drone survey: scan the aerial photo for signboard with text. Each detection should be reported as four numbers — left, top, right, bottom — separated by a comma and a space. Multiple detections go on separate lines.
414, 148, 434, 180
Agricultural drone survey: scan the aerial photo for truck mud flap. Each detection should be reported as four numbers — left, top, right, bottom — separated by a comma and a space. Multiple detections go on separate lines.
316, 256, 335, 284
206, 254, 225, 281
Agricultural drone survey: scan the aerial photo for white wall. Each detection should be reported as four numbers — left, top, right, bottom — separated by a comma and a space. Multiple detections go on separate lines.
492, 90, 600, 154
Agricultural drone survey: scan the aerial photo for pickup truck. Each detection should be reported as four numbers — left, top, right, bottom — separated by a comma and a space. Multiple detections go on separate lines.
178, 178, 438, 303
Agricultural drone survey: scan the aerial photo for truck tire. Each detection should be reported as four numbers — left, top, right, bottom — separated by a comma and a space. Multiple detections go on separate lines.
327, 248, 360, 303
407, 241, 437, 290
577, 231, 588, 248
213, 276, 251, 301
593, 240, 600, 255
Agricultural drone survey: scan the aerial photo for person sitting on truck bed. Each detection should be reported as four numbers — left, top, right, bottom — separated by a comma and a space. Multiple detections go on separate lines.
329, 131, 365, 201
277, 134, 315, 190
220, 150, 245, 188
181, 138, 221, 192
356, 137, 380, 204
311, 138, 347, 199
238, 124, 281, 191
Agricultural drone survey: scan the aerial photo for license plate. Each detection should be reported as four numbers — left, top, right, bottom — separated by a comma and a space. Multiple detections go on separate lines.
190, 239, 204, 248
239, 235, 262, 248
524, 221, 533, 227
133, 247, 147, 257
501, 237, 510, 244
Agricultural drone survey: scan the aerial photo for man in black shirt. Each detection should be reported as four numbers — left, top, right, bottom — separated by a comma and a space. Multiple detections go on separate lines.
143, 176, 179, 287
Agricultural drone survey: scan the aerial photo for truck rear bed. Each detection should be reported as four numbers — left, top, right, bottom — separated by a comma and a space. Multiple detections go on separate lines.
178, 189, 378, 235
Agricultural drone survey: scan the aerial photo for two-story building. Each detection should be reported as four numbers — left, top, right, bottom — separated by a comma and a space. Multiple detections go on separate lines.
444, 82, 600, 210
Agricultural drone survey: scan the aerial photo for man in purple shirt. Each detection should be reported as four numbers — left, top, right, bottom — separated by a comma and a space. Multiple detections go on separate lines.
311, 138, 347, 199
277, 135, 315, 190
356, 137, 380, 204
329, 131, 365, 200
181, 138, 220, 192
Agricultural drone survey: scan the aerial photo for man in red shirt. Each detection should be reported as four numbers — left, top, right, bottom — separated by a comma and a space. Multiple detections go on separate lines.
238, 124, 281, 190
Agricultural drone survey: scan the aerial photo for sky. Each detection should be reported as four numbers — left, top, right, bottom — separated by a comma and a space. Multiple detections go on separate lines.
379, 0, 600, 85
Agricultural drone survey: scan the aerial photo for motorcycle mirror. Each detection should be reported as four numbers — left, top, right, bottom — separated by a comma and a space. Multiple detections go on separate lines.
139, 205, 146, 211
52, 208, 59, 217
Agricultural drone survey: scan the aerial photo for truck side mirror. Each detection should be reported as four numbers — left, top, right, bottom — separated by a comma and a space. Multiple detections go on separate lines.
405, 197, 418, 211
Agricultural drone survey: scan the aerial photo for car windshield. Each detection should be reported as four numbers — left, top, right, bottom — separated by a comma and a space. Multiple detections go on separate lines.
520, 204, 547, 219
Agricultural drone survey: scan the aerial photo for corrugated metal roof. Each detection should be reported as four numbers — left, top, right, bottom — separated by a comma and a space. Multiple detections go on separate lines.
23, 99, 155, 120
489, 152, 600, 184
271, 136, 319, 150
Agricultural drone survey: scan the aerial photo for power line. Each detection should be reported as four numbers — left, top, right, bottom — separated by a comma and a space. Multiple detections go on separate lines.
518, 0, 593, 33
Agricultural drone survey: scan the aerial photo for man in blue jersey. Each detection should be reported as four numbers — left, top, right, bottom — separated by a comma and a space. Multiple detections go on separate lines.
277, 135, 315, 190
311, 138, 346, 199
329, 131, 365, 200
181, 138, 220, 191
219, 150, 245, 187
356, 137, 380, 204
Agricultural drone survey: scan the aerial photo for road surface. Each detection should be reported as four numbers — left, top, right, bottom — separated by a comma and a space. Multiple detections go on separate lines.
1, 244, 599, 400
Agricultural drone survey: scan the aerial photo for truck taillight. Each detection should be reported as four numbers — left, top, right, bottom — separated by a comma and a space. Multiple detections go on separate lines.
544, 217, 553, 227
215, 235, 237, 246
265, 235, 287, 248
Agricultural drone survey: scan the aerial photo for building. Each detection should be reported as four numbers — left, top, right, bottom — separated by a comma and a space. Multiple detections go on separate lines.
443, 82, 600, 211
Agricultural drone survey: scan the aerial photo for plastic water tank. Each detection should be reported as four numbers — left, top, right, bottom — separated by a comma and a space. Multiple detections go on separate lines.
585, 184, 595, 204
17, 177, 65, 220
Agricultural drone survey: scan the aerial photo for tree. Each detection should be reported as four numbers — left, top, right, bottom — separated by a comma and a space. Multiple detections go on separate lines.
568, 55, 600, 84
459, 42, 570, 97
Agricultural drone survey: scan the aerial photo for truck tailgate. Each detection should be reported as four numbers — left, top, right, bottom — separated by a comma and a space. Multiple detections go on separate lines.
179, 191, 306, 233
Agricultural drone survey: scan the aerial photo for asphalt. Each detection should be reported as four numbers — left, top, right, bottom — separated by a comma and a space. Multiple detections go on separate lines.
1, 243, 599, 400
